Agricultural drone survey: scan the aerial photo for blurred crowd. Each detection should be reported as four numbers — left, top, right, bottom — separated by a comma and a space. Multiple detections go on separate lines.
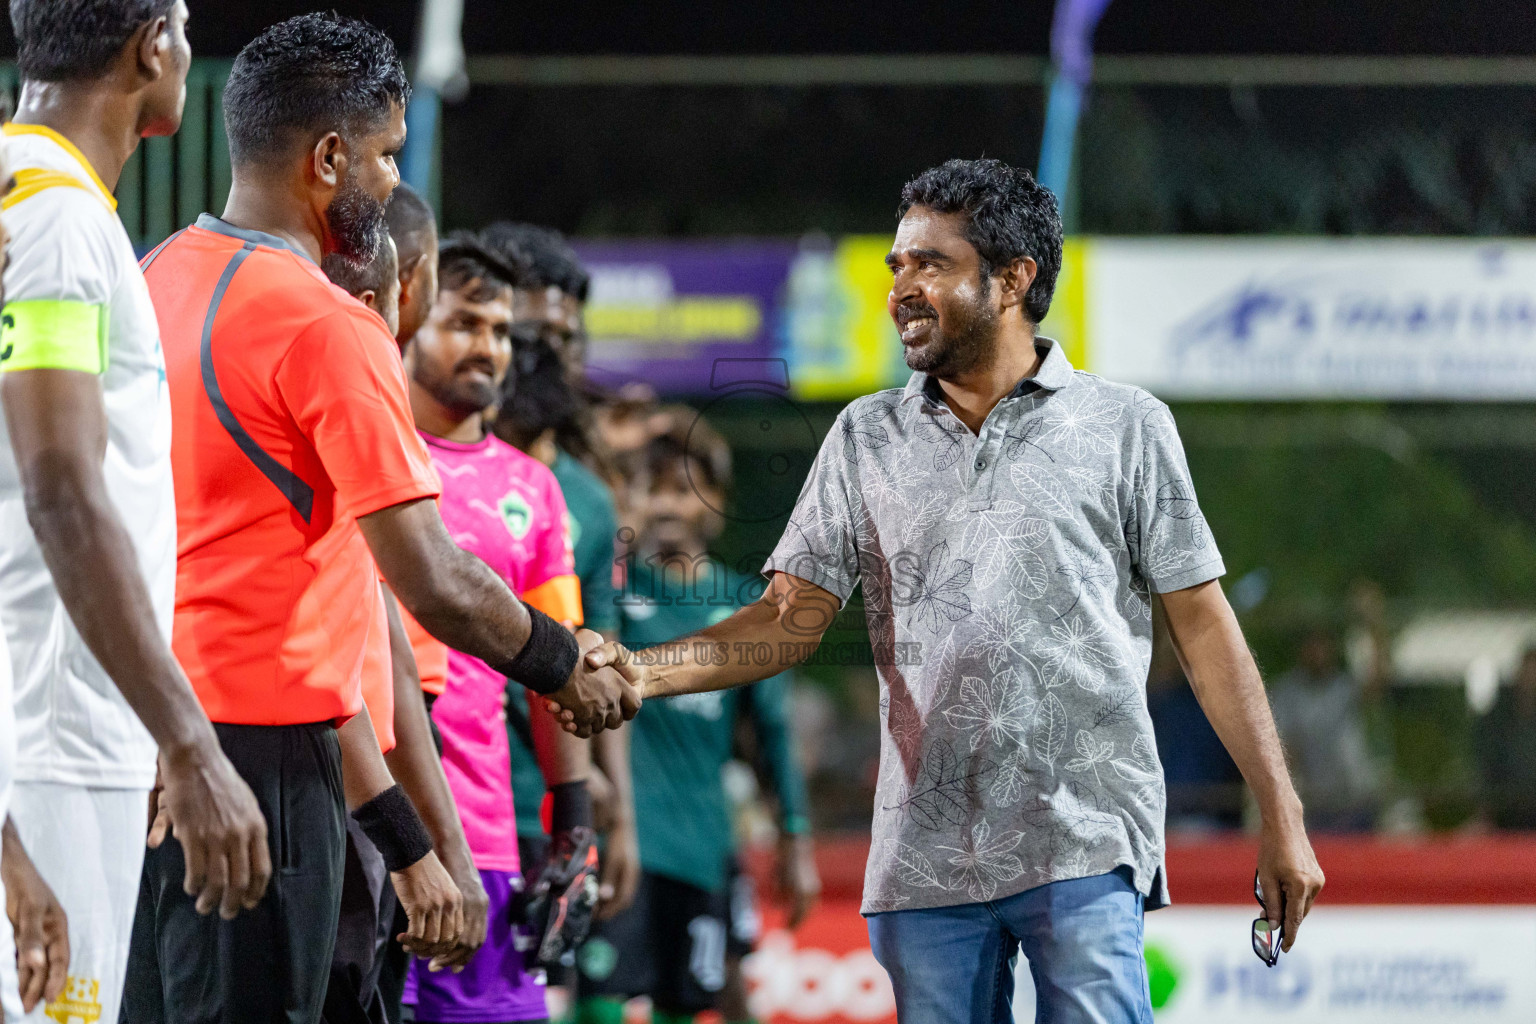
1142, 582, 1536, 837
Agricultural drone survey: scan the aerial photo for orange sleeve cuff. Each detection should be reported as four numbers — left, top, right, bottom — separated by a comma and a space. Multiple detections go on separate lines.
523, 575, 584, 628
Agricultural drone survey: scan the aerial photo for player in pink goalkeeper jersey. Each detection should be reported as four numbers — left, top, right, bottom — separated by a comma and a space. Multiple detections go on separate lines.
400, 235, 589, 1024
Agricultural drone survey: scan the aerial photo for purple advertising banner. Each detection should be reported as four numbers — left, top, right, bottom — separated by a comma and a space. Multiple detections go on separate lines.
572, 240, 799, 395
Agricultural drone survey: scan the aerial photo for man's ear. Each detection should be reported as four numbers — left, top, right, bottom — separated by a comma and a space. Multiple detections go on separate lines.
133, 15, 171, 84
995, 256, 1039, 312
311, 131, 345, 189
358, 288, 379, 312
397, 254, 423, 307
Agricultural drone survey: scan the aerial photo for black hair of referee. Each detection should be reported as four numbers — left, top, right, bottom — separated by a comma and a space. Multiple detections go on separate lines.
221, 11, 408, 269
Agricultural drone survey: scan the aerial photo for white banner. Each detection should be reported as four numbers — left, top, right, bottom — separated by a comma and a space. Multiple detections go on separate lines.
1012, 906, 1536, 1023
1084, 239, 1536, 399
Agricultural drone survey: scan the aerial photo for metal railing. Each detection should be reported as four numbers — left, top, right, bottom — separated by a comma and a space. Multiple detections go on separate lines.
464, 53, 1536, 87
8, 54, 1536, 245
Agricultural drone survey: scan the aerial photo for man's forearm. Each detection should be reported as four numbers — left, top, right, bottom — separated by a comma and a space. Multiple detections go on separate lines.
337, 703, 397, 812
360, 499, 538, 673
381, 588, 475, 875
402, 546, 535, 670
529, 700, 591, 785
1162, 585, 1303, 823
640, 591, 828, 697
591, 728, 633, 825
22, 462, 213, 754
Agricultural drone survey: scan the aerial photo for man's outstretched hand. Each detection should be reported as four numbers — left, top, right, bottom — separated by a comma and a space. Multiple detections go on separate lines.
542, 630, 643, 737
149, 738, 272, 919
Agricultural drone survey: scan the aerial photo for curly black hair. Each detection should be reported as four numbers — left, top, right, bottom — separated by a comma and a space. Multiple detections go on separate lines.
223, 12, 409, 166
479, 222, 591, 302
437, 231, 526, 304
898, 158, 1063, 324
10, 0, 175, 81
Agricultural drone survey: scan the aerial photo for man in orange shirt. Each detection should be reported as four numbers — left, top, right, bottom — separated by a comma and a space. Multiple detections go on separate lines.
124, 14, 637, 1024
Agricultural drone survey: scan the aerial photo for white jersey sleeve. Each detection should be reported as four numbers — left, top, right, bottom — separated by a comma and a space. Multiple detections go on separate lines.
0, 184, 119, 374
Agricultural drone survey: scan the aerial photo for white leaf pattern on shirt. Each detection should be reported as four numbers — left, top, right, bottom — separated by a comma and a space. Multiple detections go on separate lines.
884, 839, 943, 889
1012, 462, 1074, 518
1041, 391, 1122, 460
961, 601, 1035, 672
941, 671, 1037, 752
1033, 615, 1127, 692
990, 749, 1031, 806
938, 821, 1027, 902
1064, 729, 1115, 786
959, 506, 1051, 595
1035, 692, 1068, 772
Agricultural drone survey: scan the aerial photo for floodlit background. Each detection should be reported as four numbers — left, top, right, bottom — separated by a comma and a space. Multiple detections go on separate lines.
8, 2, 1536, 1021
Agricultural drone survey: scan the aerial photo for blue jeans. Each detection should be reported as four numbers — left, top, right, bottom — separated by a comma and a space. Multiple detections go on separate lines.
866, 868, 1152, 1024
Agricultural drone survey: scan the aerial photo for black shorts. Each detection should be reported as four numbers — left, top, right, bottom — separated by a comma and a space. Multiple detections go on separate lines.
575, 870, 731, 1015
323, 818, 399, 1024
124, 722, 347, 1024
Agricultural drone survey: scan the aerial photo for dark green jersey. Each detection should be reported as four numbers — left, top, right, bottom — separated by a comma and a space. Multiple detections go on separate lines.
507, 448, 622, 839
551, 449, 620, 633
622, 558, 810, 893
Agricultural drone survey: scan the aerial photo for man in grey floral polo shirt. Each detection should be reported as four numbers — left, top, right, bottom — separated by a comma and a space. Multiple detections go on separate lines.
582, 158, 1324, 1023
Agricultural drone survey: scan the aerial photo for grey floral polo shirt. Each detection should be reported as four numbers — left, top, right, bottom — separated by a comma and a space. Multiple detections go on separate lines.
764, 339, 1224, 914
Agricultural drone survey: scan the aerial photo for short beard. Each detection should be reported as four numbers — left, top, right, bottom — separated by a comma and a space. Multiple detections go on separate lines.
903, 289, 1000, 379
416, 362, 499, 420
326, 175, 388, 270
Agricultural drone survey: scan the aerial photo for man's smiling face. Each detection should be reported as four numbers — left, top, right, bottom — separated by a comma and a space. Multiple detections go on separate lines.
886, 206, 1001, 379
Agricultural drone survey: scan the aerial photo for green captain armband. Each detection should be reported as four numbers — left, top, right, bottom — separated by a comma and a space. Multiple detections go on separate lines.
0, 300, 107, 374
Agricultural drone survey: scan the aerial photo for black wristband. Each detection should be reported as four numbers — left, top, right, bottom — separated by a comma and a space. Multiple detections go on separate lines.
352, 784, 434, 873
550, 780, 593, 834
498, 606, 580, 696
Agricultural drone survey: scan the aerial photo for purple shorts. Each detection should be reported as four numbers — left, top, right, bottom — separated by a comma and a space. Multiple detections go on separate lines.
405, 869, 548, 1023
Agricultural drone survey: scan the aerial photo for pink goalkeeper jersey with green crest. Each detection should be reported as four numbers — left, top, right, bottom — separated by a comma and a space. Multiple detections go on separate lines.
418, 432, 581, 872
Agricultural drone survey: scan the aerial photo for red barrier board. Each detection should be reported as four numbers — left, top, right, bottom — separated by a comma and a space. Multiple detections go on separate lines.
750, 832, 1536, 905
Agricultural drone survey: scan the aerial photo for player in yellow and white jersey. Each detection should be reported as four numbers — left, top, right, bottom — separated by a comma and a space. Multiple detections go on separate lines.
0, 4, 267, 1022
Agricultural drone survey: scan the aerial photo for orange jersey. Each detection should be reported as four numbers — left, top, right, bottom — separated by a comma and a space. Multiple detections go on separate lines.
146, 217, 439, 726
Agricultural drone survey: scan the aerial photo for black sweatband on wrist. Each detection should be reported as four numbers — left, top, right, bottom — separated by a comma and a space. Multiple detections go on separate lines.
550, 780, 592, 834
498, 605, 580, 696
352, 784, 434, 873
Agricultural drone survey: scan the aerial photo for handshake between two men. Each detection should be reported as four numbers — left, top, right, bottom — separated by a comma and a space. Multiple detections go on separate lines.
544, 628, 645, 737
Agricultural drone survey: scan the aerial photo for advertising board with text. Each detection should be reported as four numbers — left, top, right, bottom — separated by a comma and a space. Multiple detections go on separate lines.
1077, 239, 1536, 400
741, 902, 1536, 1023
574, 236, 1536, 401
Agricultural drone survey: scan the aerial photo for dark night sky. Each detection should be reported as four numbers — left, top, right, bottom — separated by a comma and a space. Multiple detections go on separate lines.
3, 1, 1536, 59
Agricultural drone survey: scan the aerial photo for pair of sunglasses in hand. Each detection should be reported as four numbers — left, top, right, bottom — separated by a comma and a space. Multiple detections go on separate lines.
1251, 872, 1284, 967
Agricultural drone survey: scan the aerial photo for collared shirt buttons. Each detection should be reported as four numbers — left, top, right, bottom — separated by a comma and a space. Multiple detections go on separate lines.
975, 457, 988, 470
